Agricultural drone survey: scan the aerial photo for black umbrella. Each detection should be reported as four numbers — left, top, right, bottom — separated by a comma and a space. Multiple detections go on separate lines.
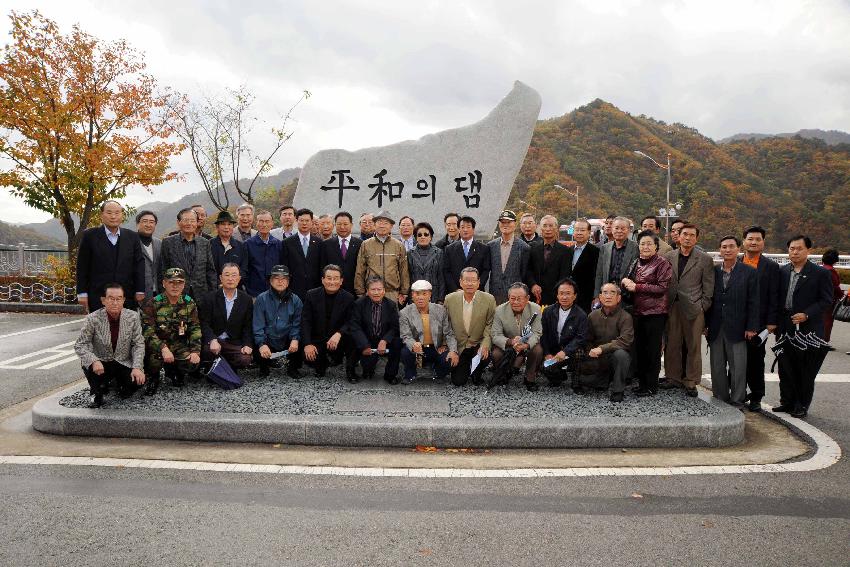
771, 326, 830, 412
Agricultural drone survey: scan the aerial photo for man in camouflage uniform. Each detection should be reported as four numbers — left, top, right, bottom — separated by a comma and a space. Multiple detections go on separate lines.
141, 267, 202, 394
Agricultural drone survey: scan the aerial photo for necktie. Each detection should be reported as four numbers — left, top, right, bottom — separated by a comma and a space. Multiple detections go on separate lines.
340, 238, 347, 260
302, 236, 309, 257
463, 241, 470, 259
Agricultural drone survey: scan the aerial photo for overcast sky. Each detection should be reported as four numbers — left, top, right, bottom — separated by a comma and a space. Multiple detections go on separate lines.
1, 0, 848, 224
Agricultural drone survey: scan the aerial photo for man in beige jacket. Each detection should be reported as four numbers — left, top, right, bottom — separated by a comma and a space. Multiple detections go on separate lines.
354, 210, 410, 304
444, 267, 496, 387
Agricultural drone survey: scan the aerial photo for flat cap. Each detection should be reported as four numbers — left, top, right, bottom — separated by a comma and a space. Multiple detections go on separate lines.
373, 210, 395, 224
410, 279, 433, 291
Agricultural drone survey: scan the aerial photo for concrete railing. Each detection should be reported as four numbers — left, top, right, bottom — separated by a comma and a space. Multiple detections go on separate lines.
0, 243, 68, 276
706, 252, 850, 268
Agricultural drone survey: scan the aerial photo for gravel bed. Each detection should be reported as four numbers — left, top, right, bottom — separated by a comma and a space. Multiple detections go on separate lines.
60, 365, 722, 419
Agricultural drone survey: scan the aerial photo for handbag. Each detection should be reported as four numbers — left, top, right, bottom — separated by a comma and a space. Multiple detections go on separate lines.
834, 295, 850, 323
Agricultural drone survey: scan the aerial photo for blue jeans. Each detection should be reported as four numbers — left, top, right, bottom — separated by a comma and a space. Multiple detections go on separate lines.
400, 344, 451, 380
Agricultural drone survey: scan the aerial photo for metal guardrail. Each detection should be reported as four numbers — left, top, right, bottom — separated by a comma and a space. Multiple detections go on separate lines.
0, 243, 68, 276
0, 281, 76, 303
706, 252, 850, 268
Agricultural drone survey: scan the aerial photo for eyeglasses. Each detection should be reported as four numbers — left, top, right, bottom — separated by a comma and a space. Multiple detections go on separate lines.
416, 232, 431, 237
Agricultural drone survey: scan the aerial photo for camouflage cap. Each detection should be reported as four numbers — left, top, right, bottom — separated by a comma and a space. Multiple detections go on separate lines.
163, 267, 187, 281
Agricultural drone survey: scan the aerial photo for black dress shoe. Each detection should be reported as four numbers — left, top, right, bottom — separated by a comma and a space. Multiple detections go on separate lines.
748, 400, 762, 412
384, 375, 400, 385
524, 381, 539, 392
634, 388, 652, 397
659, 381, 680, 390
258, 365, 270, 377
170, 372, 185, 387
315, 367, 327, 378
609, 391, 624, 403
87, 393, 104, 408
790, 409, 808, 418
772, 404, 792, 413
287, 367, 302, 379
685, 387, 698, 397
572, 385, 586, 395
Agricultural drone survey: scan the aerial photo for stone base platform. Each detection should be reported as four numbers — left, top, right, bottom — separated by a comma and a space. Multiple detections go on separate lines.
32, 369, 744, 449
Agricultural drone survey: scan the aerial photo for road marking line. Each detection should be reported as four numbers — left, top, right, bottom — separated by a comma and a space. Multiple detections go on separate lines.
0, 341, 76, 368
2, 350, 74, 370
0, 318, 84, 339
36, 355, 80, 370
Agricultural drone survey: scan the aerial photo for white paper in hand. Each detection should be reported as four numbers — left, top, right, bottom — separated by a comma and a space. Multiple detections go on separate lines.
470, 353, 482, 374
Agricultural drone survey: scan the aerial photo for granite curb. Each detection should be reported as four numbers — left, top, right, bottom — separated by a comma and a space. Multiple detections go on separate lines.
32, 383, 744, 449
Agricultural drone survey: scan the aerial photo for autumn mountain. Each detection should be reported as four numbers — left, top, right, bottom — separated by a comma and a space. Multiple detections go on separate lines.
508, 99, 850, 252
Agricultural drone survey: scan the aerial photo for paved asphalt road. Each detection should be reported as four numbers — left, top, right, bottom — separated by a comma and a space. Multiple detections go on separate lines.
1, 313, 849, 566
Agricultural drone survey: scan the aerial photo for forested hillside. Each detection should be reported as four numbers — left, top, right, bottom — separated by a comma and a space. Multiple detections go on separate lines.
509, 99, 850, 251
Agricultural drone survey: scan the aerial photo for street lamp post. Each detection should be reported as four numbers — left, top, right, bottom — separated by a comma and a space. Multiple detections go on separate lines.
553, 184, 579, 225
634, 150, 674, 240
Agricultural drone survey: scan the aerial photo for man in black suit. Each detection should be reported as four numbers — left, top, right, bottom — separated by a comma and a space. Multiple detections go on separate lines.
158, 207, 217, 300
301, 264, 358, 382
741, 226, 781, 411
442, 215, 491, 294
349, 276, 402, 383
773, 235, 834, 418
198, 263, 254, 369
209, 210, 248, 279
540, 278, 588, 387
76, 200, 146, 312
706, 236, 759, 407
569, 218, 600, 312
527, 215, 571, 306
320, 211, 362, 296
280, 207, 323, 300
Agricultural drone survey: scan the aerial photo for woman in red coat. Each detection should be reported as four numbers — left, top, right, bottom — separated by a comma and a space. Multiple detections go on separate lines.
821, 249, 844, 343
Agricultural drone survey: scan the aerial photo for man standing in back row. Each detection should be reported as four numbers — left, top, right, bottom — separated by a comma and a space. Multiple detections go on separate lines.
662, 223, 714, 397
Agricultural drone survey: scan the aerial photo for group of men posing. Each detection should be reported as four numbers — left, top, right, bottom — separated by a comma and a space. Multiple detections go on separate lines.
74, 200, 835, 419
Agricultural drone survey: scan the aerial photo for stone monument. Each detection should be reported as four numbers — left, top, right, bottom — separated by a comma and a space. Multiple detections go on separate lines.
293, 81, 542, 236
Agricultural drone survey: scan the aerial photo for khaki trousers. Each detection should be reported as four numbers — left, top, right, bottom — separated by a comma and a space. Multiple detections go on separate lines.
664, 302, 704, 388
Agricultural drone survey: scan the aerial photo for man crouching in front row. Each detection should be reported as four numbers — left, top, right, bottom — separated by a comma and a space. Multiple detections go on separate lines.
74, 282, 147, 408
140, 267, 202, 394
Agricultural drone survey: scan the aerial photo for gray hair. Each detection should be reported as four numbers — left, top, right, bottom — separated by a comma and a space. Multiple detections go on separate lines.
460, 267, 480, 279
365, 275, 385, 289
540, 214, 558, 225
236, 203, 254, 214
508, 282, 530, 296
600, 282, 621, 295
613, 216, 631, 227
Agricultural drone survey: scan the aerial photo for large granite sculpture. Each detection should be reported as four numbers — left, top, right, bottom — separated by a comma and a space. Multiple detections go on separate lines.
294, 81, 542, 236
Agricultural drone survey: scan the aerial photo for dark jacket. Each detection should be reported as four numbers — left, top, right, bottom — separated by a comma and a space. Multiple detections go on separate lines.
434, 234, 459, 250
630, 254, 673, 316
349, 295, 400, 350
301, 287, 355, 345
541, 304, 588, 357
752, 254, 781, 329
198, 288, 254, 347
76, 226, 146, 311
319, 235, 362, 296
706, 262, 759, 344
519, 233, 543, 246
777, 261, 834, 338
158, 233, 217, 299
569, 242, 600, 312
253, 288, 303, 347
244, 234, 283, 298
527, 240, 571, 306
407, 244, 445, 302
442, 238, 491, 294
210, 237, 249, 280
281, 232, 323, 300
487, 238, 531, 305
